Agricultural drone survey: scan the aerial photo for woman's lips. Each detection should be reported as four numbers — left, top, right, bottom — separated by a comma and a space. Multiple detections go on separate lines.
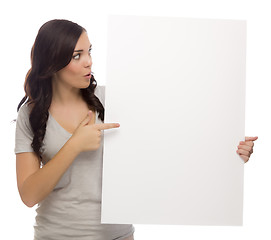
84, 72, 91, 78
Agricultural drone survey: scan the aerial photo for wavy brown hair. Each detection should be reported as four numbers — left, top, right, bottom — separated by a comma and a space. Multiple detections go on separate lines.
17, 19, 104, 164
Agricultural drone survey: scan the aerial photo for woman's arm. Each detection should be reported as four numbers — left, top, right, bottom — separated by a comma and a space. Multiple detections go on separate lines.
16, 139, 79, 207
16, 111, 120, 208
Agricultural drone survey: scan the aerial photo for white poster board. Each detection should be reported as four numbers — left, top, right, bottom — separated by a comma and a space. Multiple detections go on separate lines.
101, 15, 246, 226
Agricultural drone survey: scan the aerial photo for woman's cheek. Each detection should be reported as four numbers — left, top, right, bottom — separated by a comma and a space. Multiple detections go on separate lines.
65, 62, 80, 76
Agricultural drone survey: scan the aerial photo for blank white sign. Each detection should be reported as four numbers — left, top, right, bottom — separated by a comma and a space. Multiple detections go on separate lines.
101, 15, 246, 226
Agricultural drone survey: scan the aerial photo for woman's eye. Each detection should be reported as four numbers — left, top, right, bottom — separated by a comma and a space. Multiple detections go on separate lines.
73, 54, 80, 60
72, 48, 91, 60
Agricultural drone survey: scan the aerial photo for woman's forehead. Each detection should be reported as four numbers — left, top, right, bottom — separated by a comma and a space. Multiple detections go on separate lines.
74, 31, 91, 50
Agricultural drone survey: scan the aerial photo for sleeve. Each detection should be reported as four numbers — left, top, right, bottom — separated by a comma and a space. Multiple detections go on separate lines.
14, 104, 34, 154
95, 85, 105, 107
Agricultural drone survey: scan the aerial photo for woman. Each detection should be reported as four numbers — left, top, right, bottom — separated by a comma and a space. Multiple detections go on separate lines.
15, 19, 134, 240
14, 19, 257, 239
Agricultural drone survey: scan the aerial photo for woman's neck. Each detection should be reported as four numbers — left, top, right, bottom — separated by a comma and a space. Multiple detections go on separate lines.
51, 78, 83, 106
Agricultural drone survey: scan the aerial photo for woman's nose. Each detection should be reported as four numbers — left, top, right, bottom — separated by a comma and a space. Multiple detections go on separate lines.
84, 54, 92, 68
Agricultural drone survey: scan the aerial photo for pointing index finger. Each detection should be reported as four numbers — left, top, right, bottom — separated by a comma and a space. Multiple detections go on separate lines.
95, 123, 120, 130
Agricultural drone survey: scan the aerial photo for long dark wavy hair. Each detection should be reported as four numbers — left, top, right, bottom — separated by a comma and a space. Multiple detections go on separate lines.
17, 19, 104, 164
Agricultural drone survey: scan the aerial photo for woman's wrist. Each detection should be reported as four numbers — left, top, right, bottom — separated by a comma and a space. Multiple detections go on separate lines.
66, 136, 81, 156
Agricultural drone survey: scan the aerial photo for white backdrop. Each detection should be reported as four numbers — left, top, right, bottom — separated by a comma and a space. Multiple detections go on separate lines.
0, 0, 269, 239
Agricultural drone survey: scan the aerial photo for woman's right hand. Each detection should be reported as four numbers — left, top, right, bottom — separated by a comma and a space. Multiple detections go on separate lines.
69, 111, 120, 153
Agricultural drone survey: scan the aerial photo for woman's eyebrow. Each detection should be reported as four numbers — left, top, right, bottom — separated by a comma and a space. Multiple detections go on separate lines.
74, 44, 92, 52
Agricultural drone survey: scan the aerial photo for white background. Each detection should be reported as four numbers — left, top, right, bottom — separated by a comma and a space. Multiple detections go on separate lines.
0, 0, 269, 239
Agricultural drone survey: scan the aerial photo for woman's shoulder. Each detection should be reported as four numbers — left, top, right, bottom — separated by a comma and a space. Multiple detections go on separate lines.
15, 102, 33, 137
95, 85, 105, 95
94, 85, 105, 106
17, 102, 32, 118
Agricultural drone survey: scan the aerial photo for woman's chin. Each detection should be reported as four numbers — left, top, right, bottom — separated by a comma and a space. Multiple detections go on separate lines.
80, 80, 91, 89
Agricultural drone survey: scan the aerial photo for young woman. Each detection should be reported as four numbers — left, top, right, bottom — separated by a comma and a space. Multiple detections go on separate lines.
15, 19, 134, 240
14, 19, 257, 239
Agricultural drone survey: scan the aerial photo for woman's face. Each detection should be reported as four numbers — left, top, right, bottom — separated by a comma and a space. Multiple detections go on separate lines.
53, 31, 92, 90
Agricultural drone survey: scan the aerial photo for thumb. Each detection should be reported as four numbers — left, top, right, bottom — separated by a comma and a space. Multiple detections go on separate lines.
86, 110, 96, 125
245, 136, 258, 141
79, 111, 94, 127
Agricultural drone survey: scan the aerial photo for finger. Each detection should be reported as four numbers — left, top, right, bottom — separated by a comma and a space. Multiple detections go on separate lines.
87, 111, 96, 125
240, 140, 254, 147
238, 144, 253, 155
236, 148, 250, 157
245, 136, 258, 141
95, 123, 120, 131
79, 111, 93, 127
237, 144, 251, 152
240, 155, 249, 163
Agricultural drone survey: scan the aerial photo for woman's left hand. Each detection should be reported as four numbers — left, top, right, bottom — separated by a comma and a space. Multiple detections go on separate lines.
237, 136, 258, 163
